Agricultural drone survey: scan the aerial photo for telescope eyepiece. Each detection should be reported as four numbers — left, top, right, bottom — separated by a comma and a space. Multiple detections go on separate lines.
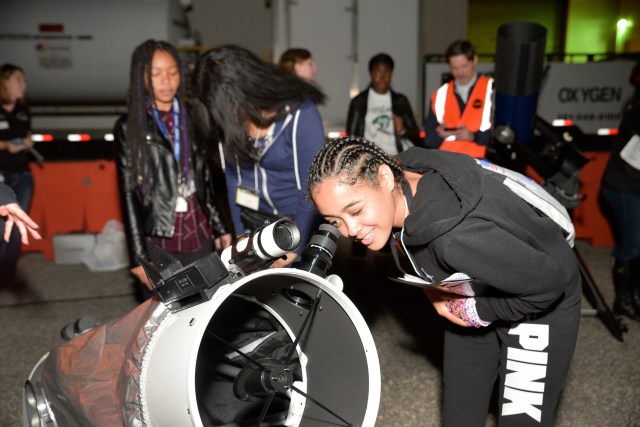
294, 223, 341, 278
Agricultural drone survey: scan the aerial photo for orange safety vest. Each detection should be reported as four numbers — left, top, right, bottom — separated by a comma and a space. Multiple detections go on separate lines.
431, 75, 493, 158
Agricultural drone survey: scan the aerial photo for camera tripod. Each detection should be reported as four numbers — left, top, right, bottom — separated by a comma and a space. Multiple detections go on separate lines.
575, 246, 627, 342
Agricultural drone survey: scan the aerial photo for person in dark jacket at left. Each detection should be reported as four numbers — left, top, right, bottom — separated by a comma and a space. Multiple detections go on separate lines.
346, 53, 422, 155
115, 39, 231, 301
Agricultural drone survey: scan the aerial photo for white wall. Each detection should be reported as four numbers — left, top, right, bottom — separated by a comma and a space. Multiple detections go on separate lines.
274, 0, 355, 130
420, 0, 468, 55
358, 0, 420, 120
191, 0, 468, 127
273, 0, 420, 131
188, 0, 272, 59
0, 0, 190, 105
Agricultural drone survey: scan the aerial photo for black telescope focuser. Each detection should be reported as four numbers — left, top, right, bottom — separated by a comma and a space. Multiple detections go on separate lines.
294, 223, 341, 278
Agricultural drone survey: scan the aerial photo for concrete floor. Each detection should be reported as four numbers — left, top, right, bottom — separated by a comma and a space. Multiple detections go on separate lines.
1, 239, 638, 426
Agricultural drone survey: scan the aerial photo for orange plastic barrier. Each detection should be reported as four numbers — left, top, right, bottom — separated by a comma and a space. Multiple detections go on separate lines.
18, 154, 613, 262
22, 161, 122, 259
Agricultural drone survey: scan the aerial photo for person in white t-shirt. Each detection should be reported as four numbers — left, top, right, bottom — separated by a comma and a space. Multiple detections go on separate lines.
346, 53, 422, 155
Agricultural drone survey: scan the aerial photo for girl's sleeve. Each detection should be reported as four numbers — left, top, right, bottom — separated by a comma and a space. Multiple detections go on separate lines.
444, 220, 570, 323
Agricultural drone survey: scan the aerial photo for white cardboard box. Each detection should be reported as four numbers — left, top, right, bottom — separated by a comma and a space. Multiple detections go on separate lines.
53, 233, 96, 265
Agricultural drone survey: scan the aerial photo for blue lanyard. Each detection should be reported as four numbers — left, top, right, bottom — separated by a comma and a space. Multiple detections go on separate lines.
151, 98, 181, 162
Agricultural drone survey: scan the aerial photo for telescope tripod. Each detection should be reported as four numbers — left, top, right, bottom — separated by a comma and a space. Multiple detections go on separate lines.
575, 246, 627, 342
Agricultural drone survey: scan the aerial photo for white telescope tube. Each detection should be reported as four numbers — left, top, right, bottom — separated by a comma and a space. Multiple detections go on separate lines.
220, 218, 301, 273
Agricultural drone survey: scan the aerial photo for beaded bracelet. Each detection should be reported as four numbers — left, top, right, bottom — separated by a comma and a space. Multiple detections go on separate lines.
446, 298, 491, 328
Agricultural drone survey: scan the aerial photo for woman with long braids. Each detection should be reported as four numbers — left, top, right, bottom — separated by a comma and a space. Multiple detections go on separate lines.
192, 45, 326, 267
115, 40, 231, 300
307, 136, 581, 426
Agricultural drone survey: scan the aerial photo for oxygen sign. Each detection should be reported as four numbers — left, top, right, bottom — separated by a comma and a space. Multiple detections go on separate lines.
537, 61, 636, 133
557, 86, 622, 103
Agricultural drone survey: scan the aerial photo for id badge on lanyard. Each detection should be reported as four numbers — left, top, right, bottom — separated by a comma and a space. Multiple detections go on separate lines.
175, 195, 188, 212
153, 98, 187, 213
236, 186, 260, 210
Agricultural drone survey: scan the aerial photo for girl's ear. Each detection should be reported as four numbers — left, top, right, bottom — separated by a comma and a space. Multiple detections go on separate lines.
377, 164, 396, 192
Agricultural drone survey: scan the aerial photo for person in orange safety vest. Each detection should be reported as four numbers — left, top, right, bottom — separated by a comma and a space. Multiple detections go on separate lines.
423, 40, 493, 158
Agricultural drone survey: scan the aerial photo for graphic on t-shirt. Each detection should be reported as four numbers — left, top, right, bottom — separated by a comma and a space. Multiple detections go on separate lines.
365, 89, 396, 154
372, 112, 393, 136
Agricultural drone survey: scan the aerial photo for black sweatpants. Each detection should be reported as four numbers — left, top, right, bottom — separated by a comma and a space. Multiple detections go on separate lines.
441, 275, 582, 427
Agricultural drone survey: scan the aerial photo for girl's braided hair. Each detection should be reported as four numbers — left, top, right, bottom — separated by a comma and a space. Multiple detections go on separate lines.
307, 136, 405, 199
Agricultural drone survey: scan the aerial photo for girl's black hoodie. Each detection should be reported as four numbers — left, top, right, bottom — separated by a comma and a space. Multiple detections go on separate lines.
397, 147, 581, 323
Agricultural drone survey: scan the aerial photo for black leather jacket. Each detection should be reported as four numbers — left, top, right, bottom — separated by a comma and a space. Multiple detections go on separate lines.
115, 112, 227, 267
346, 87, 423, 152
0, 182, 16, 205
